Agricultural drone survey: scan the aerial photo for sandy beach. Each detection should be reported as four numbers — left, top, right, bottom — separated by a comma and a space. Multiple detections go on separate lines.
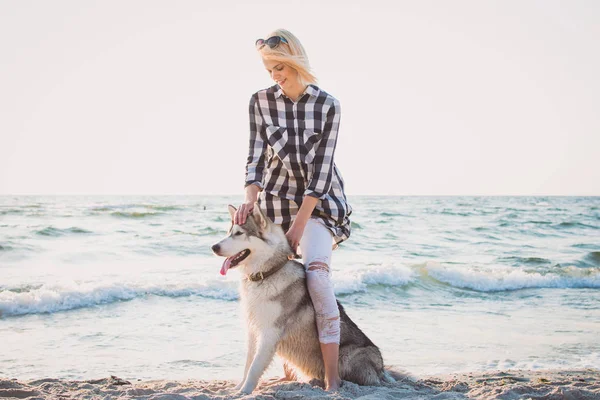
1, 368, 599, 399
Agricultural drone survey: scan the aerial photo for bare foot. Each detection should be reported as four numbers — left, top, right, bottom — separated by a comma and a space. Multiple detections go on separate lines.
325, 378, 342, 391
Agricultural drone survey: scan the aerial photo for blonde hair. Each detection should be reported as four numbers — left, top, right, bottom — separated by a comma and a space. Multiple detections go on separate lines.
257, 28, 318, 86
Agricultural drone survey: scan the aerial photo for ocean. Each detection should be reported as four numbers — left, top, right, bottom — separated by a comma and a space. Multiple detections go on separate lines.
1, 195, 599, 381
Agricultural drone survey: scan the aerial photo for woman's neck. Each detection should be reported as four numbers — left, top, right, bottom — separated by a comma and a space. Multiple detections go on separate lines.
282, 84, 308, 102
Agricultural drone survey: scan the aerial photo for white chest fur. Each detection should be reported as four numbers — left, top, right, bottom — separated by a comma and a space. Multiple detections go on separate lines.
239, 280, 287, 331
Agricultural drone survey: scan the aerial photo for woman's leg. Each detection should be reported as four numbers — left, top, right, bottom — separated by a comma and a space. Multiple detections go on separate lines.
299, 218, 342, 391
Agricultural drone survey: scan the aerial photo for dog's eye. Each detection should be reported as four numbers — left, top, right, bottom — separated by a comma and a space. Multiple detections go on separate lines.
235, 231, 244, 236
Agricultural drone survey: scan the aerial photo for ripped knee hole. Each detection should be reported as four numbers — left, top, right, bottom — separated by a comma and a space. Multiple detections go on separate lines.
307, 261, 329, 272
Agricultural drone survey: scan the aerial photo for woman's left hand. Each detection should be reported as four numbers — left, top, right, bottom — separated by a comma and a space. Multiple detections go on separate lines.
285, 221, 305, 255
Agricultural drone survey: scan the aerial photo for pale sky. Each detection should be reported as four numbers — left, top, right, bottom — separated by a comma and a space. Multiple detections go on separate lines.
1, 0, 598, 196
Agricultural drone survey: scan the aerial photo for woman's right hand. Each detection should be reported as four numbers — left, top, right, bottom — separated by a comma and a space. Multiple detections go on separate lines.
234, 202, 254, 225
236, 184, 260, 225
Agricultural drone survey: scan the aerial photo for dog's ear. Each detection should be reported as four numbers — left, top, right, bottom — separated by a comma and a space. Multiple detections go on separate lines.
227, 204, 237, 221
252, 202, 268, 230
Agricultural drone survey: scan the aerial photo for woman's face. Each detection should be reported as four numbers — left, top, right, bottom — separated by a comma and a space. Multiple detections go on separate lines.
262, 58, 299, 89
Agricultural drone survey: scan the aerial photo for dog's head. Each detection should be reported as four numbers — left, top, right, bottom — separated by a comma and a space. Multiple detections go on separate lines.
211, 202, 291, 276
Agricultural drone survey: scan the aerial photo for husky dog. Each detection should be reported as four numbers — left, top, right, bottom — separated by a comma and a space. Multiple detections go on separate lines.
211, 203, 392, 394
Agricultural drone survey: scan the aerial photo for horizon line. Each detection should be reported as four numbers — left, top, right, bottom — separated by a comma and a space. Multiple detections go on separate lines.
0, 193, 598, 197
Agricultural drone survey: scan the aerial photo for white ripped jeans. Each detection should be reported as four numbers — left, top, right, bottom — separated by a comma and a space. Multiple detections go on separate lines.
298, 217, 340, 345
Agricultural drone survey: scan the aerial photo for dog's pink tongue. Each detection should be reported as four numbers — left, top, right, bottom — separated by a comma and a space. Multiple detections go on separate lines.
220, 256, 233, 276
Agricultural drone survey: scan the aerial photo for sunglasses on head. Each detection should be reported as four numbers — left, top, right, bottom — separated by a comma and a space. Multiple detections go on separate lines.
255, 36, 288, 49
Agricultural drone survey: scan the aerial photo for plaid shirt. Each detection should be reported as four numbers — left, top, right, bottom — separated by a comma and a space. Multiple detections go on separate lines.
245, 83, 352, 247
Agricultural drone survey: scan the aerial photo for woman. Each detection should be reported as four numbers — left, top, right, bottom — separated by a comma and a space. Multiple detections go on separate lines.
234, 28, 352, 391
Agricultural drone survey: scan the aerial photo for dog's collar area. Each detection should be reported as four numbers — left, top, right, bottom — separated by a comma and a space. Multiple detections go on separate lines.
246, 262, 286, 282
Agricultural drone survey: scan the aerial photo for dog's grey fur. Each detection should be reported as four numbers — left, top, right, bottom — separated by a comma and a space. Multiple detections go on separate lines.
211, 203, 392, 394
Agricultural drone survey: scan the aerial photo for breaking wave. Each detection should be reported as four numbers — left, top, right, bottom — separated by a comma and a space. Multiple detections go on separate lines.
3, 259, 600, 318
0, 279, 239, 317
334, 264, 416, 295
423, 262, 600, 292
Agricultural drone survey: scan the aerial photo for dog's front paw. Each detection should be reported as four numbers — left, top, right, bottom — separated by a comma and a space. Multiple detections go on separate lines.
234, 382, 243, 391
238, 383, 256, 395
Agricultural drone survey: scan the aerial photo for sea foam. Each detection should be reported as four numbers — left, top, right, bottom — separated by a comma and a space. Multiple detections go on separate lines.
424, 261, 600, 292
2, 261, 599, 317
0, 263, 417, 317
0, 278, 239, 317
334, 264, 415, 295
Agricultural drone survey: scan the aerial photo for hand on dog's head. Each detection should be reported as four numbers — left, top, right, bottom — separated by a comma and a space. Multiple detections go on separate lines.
228, 203, 301, 260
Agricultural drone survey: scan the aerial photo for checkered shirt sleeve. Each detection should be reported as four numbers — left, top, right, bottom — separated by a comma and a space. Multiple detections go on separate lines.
304, 99, 341, 199
244, 94, 267, 190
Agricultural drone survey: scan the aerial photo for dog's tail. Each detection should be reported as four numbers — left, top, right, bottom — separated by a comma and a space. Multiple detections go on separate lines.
382, 365, 418, 384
